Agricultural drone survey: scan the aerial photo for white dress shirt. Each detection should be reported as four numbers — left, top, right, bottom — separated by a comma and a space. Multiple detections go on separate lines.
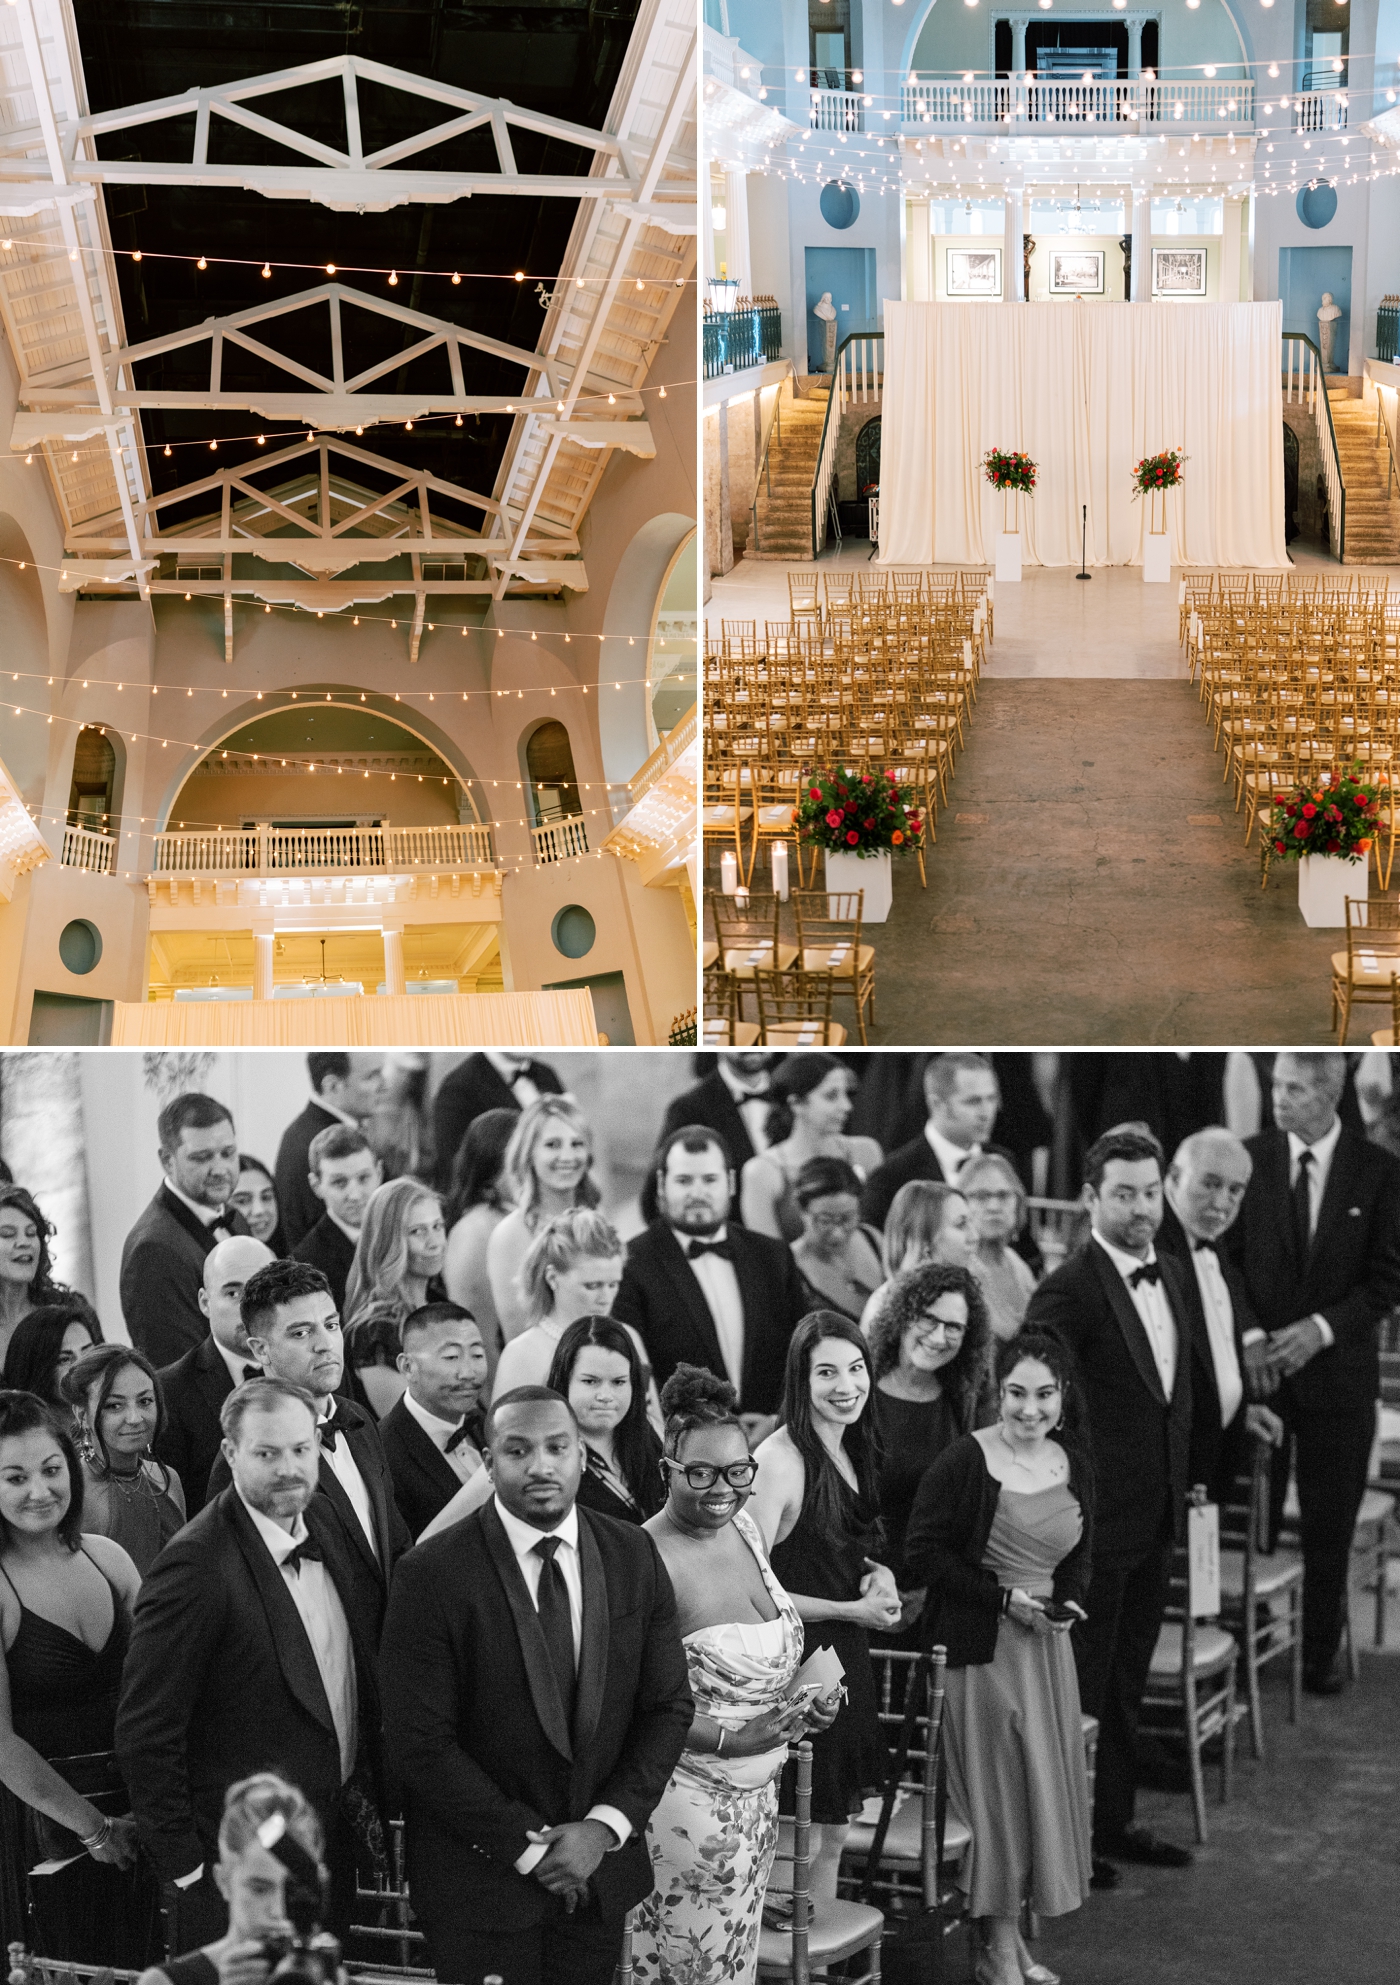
164, 1181, 227, 1227
402, 1386, 482, 1484
678, 1224, 745, 1395
492, 1497, 631, 1871
315, 1098, 361, 1129
484, 1051, 541, 1108
319, 1403, 379, 1559
924, 1122, 981, 1184
1287, 1117, 1343, 1347
717, 1060, 772, 1155
1094, 1230, 1177, 1400
239, 1493, 358, 1781
1189, 1244, 1244, 1430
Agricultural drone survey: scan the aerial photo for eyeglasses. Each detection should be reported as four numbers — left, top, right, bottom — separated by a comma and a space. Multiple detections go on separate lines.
910, 1318, 967, 1341
964, 1189, 1017, 1205
663, 1458, 760, 1491
806, 1208, 859, 1230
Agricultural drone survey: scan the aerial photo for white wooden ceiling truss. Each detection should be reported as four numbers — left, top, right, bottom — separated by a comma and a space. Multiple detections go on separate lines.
10, 281, 654, 441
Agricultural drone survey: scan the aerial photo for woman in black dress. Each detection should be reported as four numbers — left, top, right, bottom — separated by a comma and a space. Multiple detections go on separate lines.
867, 1263, 994, 1619
545, 1315, 664, 1523
5, 1298, 103, 1408
0, 1390, 157, 1964
137, 1773, 328, 1985
751, 1312, 902, 1901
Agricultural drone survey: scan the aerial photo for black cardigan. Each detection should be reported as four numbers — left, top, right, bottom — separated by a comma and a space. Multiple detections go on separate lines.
904, 1433, 1094, 1668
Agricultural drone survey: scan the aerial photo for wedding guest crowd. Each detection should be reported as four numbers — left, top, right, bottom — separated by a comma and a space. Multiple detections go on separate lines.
0, 1048, 1395, 1985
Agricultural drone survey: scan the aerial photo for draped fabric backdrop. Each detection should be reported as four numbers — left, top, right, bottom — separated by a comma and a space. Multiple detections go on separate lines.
878, 301, 1287, 570
109, 989, 599, 1046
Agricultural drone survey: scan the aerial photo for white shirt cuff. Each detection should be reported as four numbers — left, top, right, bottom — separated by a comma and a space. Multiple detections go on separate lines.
173, 1865, 204, 1889
586, 1805, 632, 1848
1311, 1313, 1334, 1348
514, 1841, 548, 1876
1242, 1328, 1266, 1346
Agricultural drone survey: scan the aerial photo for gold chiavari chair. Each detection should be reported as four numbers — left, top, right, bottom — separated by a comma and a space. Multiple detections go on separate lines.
788, 569, 822, 622
793, 888, 876, 1044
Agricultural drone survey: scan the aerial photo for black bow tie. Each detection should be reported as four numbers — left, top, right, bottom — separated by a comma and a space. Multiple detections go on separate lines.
242, 1364, 261, 1383
283, 1536, 322, 1574
1129, 1261, 1162, 1288
1191, 1238, 1217, 1257
444, 1422, 476, 1454
319, 1406, 356, 1452
686, 1237, 733, 1262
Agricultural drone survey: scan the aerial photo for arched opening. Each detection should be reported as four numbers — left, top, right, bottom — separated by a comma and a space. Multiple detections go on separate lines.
0, 515, 50, 812
597, 513, 697, 790
67, 729, 117, 836
855, 418, 882, 501
650, 534, 698, 746
523, 720, 582, 826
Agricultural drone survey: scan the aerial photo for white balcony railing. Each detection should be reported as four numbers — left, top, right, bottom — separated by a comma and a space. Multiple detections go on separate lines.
1291, 89, 1348, 131
531, 815, 591, 865
810, 88, 865, 131
61, 824, 116, 873
150, 822, 495, 877
900, 78, 1254, 127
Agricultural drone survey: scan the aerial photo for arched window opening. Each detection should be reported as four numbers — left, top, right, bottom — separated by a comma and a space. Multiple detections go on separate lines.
67, 730, 116, 836
525, 721, 581, 825
650, 534, 698, 749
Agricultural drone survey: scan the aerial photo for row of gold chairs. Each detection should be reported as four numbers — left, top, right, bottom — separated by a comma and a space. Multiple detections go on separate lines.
703, 888, 875, 1045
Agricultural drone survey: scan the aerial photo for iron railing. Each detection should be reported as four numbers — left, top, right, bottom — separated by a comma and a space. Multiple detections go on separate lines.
1283, 331, 1346, 562
1378, 298, 1399, 365
703, 301, 782, 380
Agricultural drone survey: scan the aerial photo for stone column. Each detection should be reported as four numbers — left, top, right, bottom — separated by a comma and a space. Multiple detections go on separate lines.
381, 924, 406, 996
1221, 194, 1244, 302
724, 170, 752, 296
1131, 183, 1151, 300
906, 198, 932, 299
252, 929, 274, 1001
1126, 15, 1144, 78
1011, 16, 1028, 77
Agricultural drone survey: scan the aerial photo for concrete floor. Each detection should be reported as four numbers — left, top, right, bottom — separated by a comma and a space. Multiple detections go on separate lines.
705, 551, 1400, 1044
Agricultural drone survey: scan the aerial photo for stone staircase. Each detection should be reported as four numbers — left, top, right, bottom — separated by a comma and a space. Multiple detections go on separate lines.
749, 382, 829, 559
1328, 390, 1400, 564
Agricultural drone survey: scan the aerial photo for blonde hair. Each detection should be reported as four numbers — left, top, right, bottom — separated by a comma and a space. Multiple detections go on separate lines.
520, 1206, 623, 1324
502, 1096, 600, 1225
344, 1176, 443, 1340
218, 1772, 324, 1862
882, 1179, 967, 1278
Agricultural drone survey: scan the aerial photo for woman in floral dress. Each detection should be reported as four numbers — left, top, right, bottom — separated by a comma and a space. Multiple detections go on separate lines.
633, 1366, 839, 1985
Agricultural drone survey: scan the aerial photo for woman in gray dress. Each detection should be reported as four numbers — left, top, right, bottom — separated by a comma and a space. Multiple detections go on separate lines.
905, 1327, 1093, 1985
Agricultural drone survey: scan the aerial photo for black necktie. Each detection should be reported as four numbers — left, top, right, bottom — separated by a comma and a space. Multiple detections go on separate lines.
1293, 1149, 1314, 1259
319, 1405, 355, 1453
535, 1537, 576, 1722
687, 1237, 733, 1262
444, 1422, 476, 1454
1129, 1261, 1162, 1289
283, 1536, 322, 1574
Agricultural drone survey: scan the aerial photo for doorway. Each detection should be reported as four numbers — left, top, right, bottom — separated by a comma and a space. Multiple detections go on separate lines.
805, 247, 876, 373
1280, 245, 1352, 376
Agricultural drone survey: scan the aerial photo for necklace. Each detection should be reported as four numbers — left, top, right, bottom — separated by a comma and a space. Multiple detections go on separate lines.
104, 1462, 151, 1504
997, 1425, 1041, 1473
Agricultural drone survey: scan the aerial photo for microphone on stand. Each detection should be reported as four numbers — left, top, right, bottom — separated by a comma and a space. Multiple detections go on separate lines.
1076, 502, 1091, 581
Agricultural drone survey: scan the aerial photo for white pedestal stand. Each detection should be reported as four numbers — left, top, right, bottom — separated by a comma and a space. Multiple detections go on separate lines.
995, 533, 1022, 583
824, 849, 893, 922
1298, 852, 1368, 928
1143, 532, 1171, 583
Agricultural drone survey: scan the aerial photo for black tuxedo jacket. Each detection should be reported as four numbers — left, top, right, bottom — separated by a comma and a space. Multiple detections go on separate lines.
1026, 1237, 1194, 1567
380, 1500, 691, 1952
207, 1398, 411, 1644
275, 1100, 348, 1251
115, 1488, 383, 1884
291, 1213, 358, 1316
858, 1133, 1017, 1232
153, 1335, 248, 1514
379, 1394, 465, 1540
120, 1185, 249, 1369
1157, 1204, 1258, 1499
612, 1222, 806, 1415
1224, 1125, 1400, 1413
431, 1055, 563, 1192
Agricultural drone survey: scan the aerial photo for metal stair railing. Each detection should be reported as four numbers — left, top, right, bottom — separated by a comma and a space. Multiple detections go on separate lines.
1283, 330, 1346, 562
810, 332, 885, 559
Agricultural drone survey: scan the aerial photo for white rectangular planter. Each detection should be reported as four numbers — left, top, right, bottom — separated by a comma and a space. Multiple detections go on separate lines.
995, 531, 1022, 583
824, 848, 893, 922
1142, 532, 1171, 584
1297, 851, 1368, 928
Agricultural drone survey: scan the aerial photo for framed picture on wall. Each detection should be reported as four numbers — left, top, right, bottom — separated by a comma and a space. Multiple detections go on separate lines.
1048, 249, 1104, 295
947, 247, 1002, 297
1153, 247, 1207, 296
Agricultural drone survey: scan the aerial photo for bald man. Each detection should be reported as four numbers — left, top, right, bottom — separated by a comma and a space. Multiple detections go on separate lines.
154, 1234, 272, 1512
1159, 1130, 1282, 1501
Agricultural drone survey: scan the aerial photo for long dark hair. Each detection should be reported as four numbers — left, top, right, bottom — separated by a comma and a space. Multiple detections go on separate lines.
4, 1298, 103, 1406
0, 1187, 67, 1306
993, 1326, 1095, 1515
766, 1053, 848, 1145
235, 1154, 288, 1257
0, 1391, 85, 1550
546, 1316, 663, 1517
60, 1342, 174, 1494
778, 1311, 881, 1537
867, 1262, 993, 1433
444, 1108, 518, 1229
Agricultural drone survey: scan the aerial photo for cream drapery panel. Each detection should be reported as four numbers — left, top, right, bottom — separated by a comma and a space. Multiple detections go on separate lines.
110, 990, 599, 1048
879, 300, 1288, 570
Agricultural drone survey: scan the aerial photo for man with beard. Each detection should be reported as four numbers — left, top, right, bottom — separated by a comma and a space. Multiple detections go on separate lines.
612, 1127, 805, 1442
120, 1095, 249, 1368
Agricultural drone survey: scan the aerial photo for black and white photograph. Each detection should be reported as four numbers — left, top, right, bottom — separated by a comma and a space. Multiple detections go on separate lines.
1048, 249, 1106, 296
0, 1047, 1397, 1985
947, 248, 1003, 298
1153, 248, 1209, 296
